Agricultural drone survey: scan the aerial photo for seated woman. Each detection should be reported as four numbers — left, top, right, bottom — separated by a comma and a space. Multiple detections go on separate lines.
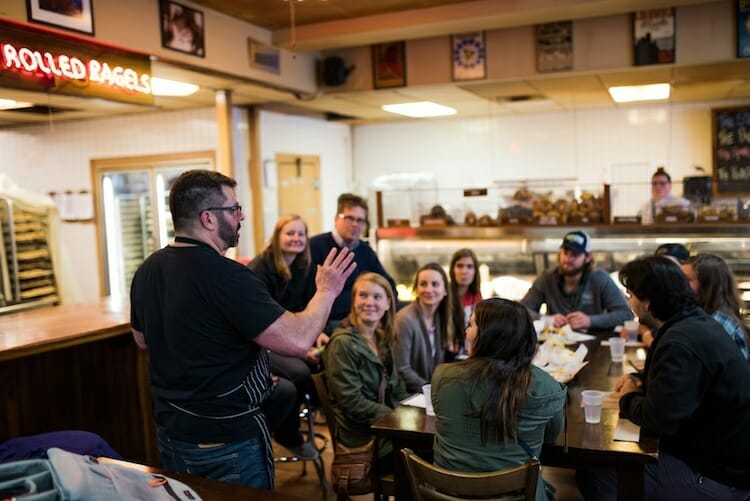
323, 272, 409, 470
249, 214, 324, 459
395, 263, 455, 393
682, 253, 749, 360
449, 248, 482, 358
432, 298, 567, 501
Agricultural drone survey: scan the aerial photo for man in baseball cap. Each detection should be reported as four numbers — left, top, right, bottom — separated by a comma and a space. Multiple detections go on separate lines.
521, 230, 633, 331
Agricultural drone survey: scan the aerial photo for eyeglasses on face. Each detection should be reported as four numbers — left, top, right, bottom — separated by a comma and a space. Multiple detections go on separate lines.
204, 204, 242, 215
651, 181, 669, 187
338, 213, 367, 225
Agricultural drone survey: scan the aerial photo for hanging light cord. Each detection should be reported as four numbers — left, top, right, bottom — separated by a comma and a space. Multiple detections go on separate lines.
289, 0, 296, 49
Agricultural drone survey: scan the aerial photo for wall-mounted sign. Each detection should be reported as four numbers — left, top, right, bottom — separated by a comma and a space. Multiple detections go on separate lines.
452, 32, 486, 81
0, 19, 153, 106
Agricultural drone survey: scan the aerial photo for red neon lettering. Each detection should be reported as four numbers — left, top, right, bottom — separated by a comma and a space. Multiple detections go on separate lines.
69, 57, 85, 79
2, 43, 21, 70
43, 51, 62, 76
18, 47, 37, 72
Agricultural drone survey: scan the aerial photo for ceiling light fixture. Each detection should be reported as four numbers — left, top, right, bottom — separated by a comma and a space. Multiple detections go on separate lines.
0, 99, 33, 110
382, 101, 456, 118
608, 83, 670, 103
151, 77, 199, 97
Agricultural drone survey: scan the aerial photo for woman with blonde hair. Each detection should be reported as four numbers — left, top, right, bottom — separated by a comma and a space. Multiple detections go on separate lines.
395, 262, 455, 393
249, 214, 323, 460
324, 273, 409, 470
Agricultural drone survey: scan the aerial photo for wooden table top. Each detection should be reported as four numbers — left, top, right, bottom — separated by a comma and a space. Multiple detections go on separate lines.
372, 335, 658, 464
0, 297, 131, 361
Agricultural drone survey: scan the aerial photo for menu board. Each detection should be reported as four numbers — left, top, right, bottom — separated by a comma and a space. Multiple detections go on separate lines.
712, 107, 750, 194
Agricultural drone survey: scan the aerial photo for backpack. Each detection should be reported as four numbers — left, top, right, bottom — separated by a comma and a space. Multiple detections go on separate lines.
0, 447, 201, 500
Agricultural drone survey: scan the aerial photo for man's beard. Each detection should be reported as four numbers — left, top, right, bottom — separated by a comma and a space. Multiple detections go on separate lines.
218, 216, 240, 248
559, 261, 586, 277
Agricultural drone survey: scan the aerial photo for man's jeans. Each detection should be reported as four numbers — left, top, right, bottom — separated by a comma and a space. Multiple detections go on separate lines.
157, 429, 271, 489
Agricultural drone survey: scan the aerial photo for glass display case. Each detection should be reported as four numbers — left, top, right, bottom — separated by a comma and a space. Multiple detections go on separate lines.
374, 224, 750, 306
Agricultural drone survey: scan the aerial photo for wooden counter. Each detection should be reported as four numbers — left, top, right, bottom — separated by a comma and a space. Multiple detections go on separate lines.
0, 297, 158, 466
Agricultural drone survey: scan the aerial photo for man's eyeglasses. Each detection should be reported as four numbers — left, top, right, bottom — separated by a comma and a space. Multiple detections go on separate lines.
204, 204, 242, 215
338, 213, 367, 225
651, 181, 669, 187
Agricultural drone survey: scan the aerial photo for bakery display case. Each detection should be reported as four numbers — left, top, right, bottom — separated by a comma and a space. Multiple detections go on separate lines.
374, 224, 750, 306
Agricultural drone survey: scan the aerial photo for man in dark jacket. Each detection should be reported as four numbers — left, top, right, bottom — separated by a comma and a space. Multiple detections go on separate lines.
579, 255, 750, 499
309, 193, 397, 332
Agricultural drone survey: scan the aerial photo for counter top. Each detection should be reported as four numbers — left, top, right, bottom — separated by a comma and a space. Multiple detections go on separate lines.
0, 296, 130, 362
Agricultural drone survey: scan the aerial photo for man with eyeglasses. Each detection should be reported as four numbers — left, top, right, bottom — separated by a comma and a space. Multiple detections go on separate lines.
309, 192, 397, 333
129, 170, 355, 489
637, 166, 691, 224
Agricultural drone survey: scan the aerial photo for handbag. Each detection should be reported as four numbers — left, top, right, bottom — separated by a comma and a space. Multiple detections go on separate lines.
331, 438, 376, 496
330, 368, 387, 496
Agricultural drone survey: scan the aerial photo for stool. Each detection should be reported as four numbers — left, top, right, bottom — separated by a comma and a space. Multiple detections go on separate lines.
273, 392, 329, 489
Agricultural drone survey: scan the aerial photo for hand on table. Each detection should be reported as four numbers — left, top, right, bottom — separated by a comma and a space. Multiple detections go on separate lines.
565, 311, 591, 330
615, 374, 642, 398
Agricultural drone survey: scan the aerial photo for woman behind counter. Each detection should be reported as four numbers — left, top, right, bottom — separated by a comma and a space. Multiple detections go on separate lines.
449, 248, 482, 358
638, 167, 691, 224
432, 298, 567, 501
395, 263, 455, 393
323, 272, 409, 470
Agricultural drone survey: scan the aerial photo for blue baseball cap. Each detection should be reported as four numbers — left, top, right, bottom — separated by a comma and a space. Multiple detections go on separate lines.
561, 230, 591, 255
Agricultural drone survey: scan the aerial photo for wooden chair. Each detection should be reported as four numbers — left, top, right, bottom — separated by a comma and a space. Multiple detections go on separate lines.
311, 371, 394, 501
400, 448, 539, 501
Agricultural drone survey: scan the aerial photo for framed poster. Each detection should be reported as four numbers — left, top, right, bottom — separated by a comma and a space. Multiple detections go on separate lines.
159, 0, 205, 57
634, 8, 675, 65
26, 0, 95, 35
739, 0, 750, 58
372, 42, 406, 89
452, 32, 486, 81
536, 21, 573, 72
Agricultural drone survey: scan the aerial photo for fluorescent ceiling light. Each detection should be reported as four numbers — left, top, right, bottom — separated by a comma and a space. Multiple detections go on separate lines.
608, 83, 670, 103
151, 77, 199, 97
382, 101, 456, 118
0, 99, 33, 110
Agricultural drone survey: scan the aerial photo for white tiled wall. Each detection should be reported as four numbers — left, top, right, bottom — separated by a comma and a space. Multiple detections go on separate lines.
0, 108, 218, 303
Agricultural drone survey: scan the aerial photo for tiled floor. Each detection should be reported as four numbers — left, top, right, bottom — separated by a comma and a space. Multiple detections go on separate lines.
272, 416, 584, 500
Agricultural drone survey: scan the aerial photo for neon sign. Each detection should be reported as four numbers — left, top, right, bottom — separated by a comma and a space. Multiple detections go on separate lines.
1, 42, 151, 95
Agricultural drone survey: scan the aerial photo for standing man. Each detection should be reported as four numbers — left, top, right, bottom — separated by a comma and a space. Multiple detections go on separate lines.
638, 167, 691, 224
578, 255, 750, 499
520, 230, 632, 331
130, 170, 355, 489
309, 193, 397, 332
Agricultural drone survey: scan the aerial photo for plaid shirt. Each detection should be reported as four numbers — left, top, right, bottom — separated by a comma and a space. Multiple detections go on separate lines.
712, 311, 749, 360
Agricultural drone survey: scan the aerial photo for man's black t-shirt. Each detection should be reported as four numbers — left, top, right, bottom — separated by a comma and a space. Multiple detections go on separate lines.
130, 244, 285, 443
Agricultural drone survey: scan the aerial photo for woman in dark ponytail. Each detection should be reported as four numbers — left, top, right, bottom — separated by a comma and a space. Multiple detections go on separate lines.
431, 298, 567, 501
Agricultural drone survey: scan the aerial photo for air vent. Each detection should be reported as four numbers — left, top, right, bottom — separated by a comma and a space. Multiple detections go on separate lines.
495, 94, 545, 103
8, 105, 78, 115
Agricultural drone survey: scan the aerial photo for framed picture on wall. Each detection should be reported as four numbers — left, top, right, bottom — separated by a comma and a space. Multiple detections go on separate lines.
159, 0, 205, 57
26, 0, 95, 35
536, 21, 573, 72
372, 41, 406, 89
452, 32, 486, 81
738, 0, 750, 57
633, 8, 675, 65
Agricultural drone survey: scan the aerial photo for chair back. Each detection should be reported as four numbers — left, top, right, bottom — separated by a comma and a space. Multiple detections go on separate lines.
400, 448, 539, 501
311, 372, 338, 448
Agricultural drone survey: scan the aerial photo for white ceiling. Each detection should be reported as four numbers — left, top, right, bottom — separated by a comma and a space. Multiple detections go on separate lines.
1, 0, 749, 128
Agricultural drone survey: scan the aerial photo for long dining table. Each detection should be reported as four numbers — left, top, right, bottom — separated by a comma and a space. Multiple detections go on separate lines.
371, 336, 658, 501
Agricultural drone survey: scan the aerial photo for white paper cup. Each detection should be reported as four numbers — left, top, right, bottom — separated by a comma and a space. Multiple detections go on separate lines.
624, 320, 639, 343
581, 390, 604, 424
422, 384, 434, 416
609, 337, 625, 362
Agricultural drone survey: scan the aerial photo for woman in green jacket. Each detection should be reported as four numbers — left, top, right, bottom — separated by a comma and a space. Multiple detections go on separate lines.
432, 298, 567, 501
323, 272, 409, 470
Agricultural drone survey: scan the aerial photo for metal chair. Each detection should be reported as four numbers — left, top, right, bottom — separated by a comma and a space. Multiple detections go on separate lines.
273, 391, 329, 489
400, 447, 539, 501
312, 371, 394, 501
